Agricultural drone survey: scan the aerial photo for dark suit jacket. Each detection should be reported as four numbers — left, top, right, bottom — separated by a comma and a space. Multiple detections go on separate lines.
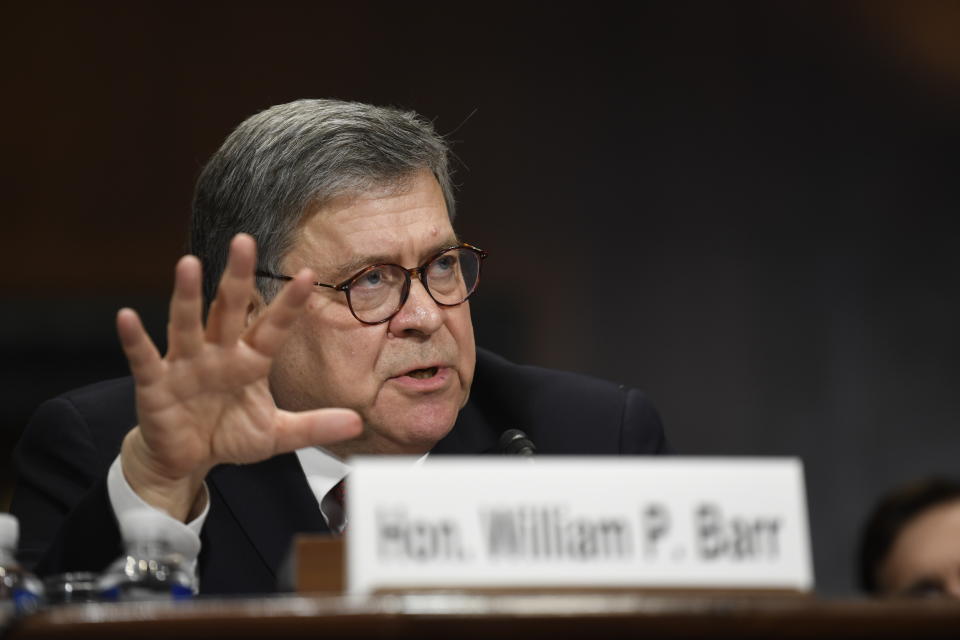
11, 347, 667, 594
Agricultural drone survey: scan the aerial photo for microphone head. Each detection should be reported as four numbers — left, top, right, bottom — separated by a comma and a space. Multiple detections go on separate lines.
498, 429, 537, 456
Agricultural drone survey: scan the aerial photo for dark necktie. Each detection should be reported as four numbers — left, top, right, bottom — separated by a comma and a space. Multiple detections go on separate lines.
327, 477, 347, 535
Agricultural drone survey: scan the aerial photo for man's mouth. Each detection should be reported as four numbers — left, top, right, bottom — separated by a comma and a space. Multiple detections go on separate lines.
406, 366, 439, 379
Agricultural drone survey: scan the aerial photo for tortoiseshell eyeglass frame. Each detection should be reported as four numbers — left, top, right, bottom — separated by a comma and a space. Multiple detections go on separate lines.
256, 243, 488, 325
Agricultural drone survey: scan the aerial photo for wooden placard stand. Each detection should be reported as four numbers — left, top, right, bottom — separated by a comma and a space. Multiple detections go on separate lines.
287, 535, 345, 593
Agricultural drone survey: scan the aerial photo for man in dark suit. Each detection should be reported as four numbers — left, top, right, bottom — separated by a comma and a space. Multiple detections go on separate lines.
12, 99, 668, 594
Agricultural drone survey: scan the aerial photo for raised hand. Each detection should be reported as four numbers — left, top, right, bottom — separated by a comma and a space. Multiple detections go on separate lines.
116, 234, 361, 521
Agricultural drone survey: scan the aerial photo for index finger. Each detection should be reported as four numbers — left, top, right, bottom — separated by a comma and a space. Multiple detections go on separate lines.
242, 268, 315, 357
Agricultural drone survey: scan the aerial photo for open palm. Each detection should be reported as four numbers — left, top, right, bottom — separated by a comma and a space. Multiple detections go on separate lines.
115, 234, 360, 520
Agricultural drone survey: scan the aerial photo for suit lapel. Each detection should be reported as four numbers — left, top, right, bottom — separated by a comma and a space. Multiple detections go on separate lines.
208, 453, 329, 580
431, 399, 500, 455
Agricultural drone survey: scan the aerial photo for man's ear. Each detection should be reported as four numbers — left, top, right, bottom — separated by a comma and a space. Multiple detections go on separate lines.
246, 290, 266, 328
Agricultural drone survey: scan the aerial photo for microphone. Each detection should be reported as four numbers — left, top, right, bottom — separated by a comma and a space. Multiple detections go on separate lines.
498, 429, 537, 456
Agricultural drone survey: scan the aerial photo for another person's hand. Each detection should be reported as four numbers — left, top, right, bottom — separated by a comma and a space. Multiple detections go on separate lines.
115, 233, 362, 521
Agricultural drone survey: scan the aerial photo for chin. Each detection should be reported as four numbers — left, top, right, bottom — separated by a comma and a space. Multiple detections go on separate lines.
371, 398, 461, 453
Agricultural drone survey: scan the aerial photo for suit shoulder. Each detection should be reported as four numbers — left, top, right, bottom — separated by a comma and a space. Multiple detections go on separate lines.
19, 377, 137, 461
475, 347, 628, 401
57, 377, 136, 407
472, 348, 665, 453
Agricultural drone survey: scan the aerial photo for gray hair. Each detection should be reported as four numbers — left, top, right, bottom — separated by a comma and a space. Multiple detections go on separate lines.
189, 99, 455, 305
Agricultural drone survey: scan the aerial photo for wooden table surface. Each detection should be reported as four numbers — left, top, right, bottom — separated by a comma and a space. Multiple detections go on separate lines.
5, 592, 960, 639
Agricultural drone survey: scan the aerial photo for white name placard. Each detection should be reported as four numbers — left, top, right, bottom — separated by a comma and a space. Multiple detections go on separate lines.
346, 457, 813, 595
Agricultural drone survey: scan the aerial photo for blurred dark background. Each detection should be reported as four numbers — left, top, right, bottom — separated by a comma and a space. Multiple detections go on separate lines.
3, 1, 959, 595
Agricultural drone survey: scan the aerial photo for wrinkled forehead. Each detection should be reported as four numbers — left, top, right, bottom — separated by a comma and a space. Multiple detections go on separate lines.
305, 172, 416, 217
284, 170, 457, 275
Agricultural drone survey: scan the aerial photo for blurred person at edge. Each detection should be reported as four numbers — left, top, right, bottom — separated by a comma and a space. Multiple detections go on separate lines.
860, 478, 960, 598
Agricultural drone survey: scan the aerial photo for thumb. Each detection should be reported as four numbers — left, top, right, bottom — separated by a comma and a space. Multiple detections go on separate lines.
272, 408, 362, 454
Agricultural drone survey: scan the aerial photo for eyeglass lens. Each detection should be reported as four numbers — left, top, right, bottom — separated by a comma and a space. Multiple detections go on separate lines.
347, 247, 481, 323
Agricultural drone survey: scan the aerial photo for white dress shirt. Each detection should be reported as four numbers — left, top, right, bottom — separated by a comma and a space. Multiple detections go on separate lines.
106, 448, 428, 581
106, 447, 352, 568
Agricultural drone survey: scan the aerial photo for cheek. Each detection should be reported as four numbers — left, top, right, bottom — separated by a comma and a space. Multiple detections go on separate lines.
449, 306, 476, 383
296, 316, 387, 399
268, 312, 359, 404
269, 319, 324, 407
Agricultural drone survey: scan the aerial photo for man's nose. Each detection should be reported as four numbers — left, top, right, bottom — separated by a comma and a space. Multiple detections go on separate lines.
387, 277, 443, 336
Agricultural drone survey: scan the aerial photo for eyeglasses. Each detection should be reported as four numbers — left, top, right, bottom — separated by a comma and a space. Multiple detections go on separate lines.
257, 243, 488, 325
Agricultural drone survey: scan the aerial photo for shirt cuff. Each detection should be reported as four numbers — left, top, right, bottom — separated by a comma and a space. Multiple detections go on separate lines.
106, 455, 207, 566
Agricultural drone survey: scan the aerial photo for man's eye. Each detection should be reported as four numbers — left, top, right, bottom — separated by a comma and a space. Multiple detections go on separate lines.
430, 254, 458, 275
354, 268, 387, 289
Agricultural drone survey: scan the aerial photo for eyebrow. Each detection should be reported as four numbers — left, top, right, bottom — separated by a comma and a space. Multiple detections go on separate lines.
325, 236, 460, 283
